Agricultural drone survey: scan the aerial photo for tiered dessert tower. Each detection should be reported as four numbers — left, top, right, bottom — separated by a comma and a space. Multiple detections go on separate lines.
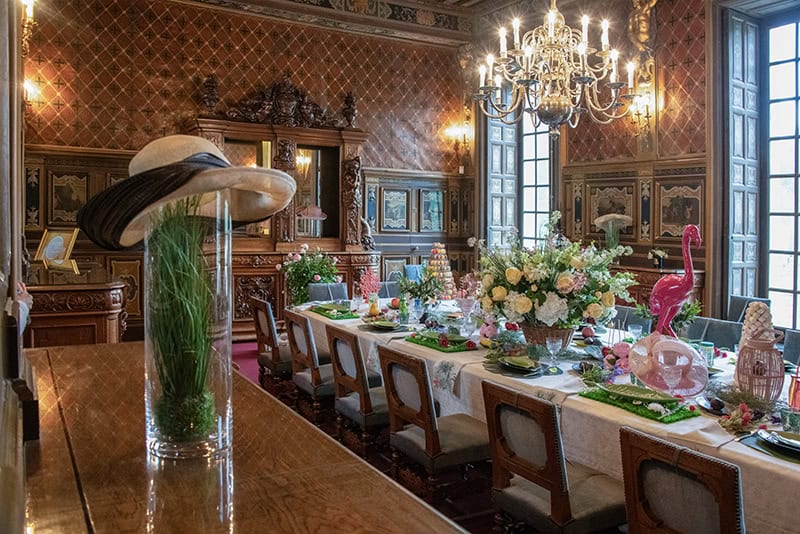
429, 242, 455, 300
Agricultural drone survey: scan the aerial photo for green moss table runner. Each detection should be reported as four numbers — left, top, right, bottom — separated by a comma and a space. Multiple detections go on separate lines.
579, 387, 700, 424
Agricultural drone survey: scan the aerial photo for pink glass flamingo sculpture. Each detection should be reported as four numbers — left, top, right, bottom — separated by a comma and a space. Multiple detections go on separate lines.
649, 224, 702, 337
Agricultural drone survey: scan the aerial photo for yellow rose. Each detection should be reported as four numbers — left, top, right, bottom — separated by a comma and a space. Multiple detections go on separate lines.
569, 257, 584, 270
583, 302, 604, 319
594, 291, 602, 298
555, 273, 576, 294
482, 274, 494, 288
530, 284, 537, 292
601, 291, 616, 308
513, 295, 533, 314
481, 296, 494, 311
505, 267, 523, 285
492, 286, 508, 301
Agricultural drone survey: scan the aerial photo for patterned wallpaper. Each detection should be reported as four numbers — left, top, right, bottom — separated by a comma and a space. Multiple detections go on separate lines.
566, 0, 706, 162
24, 0, 464, 172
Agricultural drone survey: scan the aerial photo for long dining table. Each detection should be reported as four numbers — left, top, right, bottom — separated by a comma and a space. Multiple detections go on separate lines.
296, 302, 800, 534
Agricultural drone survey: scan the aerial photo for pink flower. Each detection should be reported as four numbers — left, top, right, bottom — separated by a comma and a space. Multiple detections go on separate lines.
313, 274, 321, 282
612, 342, 631, 359
293, 253, 301, 261
275, 263, 282, 271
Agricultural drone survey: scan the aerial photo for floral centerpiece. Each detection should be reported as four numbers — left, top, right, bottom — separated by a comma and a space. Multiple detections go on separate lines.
476, 212, 636, 348
648, 247, 668, 268
277, 244, 339, 305
397, 265, 443, 303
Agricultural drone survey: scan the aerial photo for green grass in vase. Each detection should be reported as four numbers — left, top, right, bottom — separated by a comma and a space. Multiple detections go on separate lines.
148, 196, 216, 442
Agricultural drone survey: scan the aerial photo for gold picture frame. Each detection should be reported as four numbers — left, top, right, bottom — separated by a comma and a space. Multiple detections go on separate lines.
42, 258, 81, 274
34, 228, 78, 262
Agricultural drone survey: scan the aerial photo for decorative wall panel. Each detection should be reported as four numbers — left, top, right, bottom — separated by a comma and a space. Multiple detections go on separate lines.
25, 0, 463, 173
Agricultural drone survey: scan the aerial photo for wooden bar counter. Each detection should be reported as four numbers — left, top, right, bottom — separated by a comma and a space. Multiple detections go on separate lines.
24, 343, 462, 533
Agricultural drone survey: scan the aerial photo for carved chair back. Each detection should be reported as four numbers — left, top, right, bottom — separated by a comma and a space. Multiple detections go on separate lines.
251, 297, 280, 364
619, 426, 744, 534
284, 310, 324, 385
326, 324, 372, 414
378, 345, 440, 456
481, 380, 573, 525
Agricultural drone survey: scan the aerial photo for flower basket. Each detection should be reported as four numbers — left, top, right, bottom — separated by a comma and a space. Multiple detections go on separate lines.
519, 324, 574, 350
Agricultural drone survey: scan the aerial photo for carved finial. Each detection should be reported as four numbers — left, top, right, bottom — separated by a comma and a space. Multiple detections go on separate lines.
343, 92, 357, 128
201, 75, 220, 114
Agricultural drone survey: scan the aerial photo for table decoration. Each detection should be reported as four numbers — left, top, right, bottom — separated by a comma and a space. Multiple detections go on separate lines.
310, 305, 359, 320
476, 211, 635, 351
579, 385, 699, 423
695, 395, 728, 416
357, 269, 381, 303
593, 213, 632, 250
405, 331, 478, 353
279, 244, 339, 305
628, 332, 708, 397
735, 328, 784, 402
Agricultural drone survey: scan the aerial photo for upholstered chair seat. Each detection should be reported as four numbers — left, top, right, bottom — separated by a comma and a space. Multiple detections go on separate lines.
391, 412, 491, 472
293, 363, 335, 398
335, 387, 390, 428
494, 464, 626, 534
257, 343, 293, 374
307, 282, 349, 302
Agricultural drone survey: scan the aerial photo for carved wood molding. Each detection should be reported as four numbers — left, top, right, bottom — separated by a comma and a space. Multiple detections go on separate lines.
202, 74, 353, 129
342, 154, 363, 246
32, 288, 125, 313
232, 255, 278, 268
234, 275, 275, 321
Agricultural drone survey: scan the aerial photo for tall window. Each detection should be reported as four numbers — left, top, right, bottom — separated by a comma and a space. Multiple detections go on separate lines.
767, 19, 800, 328
520, 119, 551, 248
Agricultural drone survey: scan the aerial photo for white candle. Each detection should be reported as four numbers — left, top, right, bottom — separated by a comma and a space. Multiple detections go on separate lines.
487, 54, 495, 76
610, 49, 619, 83
499, 28, 507, 58
547, 11, 556, 39
581, 15, 589, 44
577, 42, 586, 57
495, 75, 502, 103
524, 45, 532, 72
512, 18, 521, 49
479, 65, 486, 87
627, 62, 635, 89
601, 20, 609, 51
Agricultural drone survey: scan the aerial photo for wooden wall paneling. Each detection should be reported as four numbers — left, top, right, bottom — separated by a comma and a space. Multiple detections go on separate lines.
639, 177, 653, 242
383, 257, 410, 279
653, 172, 706, 242
24, 157, 43, 231
586, 181, 638, 242
461, 183, 473, 237
448, 187, 460, 234
109, 258, 142, 317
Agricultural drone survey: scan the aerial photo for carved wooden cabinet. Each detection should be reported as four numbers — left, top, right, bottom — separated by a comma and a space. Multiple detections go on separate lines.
612, 265, 705, 308
24, 266, 126, 348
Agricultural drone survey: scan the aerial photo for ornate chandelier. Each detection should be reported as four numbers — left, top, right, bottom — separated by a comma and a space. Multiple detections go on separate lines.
475, 0, 634, 136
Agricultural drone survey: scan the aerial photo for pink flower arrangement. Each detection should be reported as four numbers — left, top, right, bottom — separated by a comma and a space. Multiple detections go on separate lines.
604, 341, 632, 372
358, 269, 381, 299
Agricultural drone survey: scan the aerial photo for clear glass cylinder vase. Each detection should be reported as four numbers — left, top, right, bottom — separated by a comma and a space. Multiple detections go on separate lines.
144, 191, 233, 459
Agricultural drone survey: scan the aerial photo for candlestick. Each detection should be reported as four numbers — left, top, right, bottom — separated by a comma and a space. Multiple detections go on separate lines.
601, 20, 609, 51
512, 18, 520, 49
495, 75, 502, 104
524, 45, 532, 72
627, 62, 635, 89
581, 15, 589, 44
610, 49, 619, 83
499, 28, 507, 58
547, 11, 555, 39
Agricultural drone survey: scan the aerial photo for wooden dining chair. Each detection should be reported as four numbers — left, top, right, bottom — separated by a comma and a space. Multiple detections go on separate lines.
285, 309, 335, 425
251, 297, 292, 391
307, 282, 348, 302
482, 380, 626, 533
326, 324, 386, 457
619, 426, 745, 534
378, 345, 490, 503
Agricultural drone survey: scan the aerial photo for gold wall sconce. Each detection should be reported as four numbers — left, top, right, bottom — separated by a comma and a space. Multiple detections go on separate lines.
446, 115, 472, 174
21, 0, 36, 57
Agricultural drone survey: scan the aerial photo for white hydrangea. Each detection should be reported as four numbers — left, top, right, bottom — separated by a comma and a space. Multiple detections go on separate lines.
502, 290, 532, 323
534, 292, 569, 326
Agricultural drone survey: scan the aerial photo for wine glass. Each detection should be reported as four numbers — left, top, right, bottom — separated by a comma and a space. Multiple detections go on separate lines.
545, 337, 563, 374
661, 365, 683, 396
628, 324, 643, 340
351, 289, 361, 313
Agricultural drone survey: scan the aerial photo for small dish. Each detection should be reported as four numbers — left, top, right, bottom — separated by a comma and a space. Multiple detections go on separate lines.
571, 361, 597, 374
756, 429, 800, 454
371, 320, 400, 331
695, 395, 727, 416
498, 356, 540, 371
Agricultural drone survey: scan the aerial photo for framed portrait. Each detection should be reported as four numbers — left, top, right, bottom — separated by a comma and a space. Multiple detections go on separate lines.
111, 258, 143, 316
420, 190, 444, 232
657, 182, 702, 238
589, 184, 635, 234
49, 171, 88, 225
380, 189, 410, 232
43, 258, 80, 274
34, 228, 79, 262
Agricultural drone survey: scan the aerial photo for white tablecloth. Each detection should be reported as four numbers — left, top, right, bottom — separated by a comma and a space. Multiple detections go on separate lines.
294, 303, 799, 533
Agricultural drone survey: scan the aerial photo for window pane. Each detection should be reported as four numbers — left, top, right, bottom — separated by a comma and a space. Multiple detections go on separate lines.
771, 100, 796, 137
770, 177, 796, 212
523, 161, 537, 185
535, 214, 549, 238
769, 253, 795, 289
770, 291, 795, 328
523, 187, 536, 207
771, 62, 797, 100
770, 138, 796, 174
537, 160, 549, 185
770, 215, 796, 250
537, 187, 550, 211
523, 213, 537, 236
523, 135, 536, 157
770, 24, 796, 63
536, 135, 550, 159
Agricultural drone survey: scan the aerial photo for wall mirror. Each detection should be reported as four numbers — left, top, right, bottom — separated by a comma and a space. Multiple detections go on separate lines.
295, 145, 340, 239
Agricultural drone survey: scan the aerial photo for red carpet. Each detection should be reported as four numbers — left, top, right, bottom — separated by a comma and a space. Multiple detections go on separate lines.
232, 342, 260, 384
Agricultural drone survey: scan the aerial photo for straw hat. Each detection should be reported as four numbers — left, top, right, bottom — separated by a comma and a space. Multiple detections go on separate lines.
78, 135, 296, 249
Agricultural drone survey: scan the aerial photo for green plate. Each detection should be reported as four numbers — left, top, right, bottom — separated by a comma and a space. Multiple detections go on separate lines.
371, 320, 400, 331
317, 302, 349, 312
498, 356, 539, 370
597, 383, 677, 403
418, 331, 467, 344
